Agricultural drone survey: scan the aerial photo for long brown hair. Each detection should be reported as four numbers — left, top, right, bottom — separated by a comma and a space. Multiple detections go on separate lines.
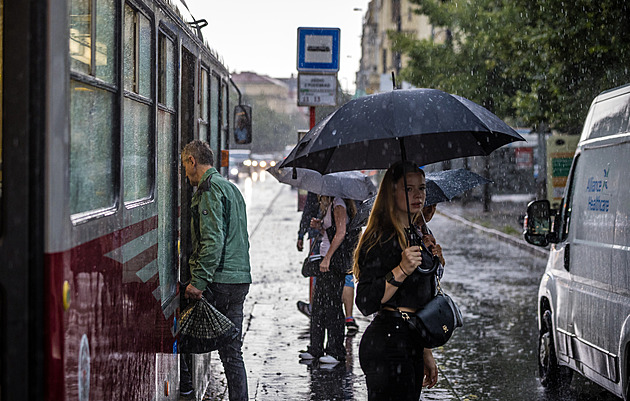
352, 162, 424, 279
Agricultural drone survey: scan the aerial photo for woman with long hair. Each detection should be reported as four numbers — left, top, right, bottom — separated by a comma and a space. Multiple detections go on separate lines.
354, 162, 439, 400
299, 195, 356, 365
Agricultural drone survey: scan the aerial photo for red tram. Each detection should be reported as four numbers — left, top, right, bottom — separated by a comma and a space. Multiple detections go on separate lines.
0, 0, 251, 399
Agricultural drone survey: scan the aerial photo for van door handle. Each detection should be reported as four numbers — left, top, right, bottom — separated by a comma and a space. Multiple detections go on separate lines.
564, 243, 570, 272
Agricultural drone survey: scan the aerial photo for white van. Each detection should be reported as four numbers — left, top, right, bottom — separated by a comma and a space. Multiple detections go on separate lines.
524, 83, 630, 399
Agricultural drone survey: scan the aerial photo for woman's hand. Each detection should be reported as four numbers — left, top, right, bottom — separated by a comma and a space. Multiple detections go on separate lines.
310, 217, 322, 230
400, 246, 422, 275
319, 256, 331, 273
422, 349, 438, 388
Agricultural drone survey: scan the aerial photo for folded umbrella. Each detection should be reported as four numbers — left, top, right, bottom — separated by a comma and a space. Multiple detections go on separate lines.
267, 165, 376, 201
178, 297, 239, 354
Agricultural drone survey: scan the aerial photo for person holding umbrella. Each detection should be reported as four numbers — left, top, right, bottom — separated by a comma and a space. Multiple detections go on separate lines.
299, 194, 357, 365
353, 161, 440, 400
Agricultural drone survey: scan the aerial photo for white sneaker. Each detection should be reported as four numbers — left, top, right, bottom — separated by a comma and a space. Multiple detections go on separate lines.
318, 355, 339, 364
299, 351, 315, 360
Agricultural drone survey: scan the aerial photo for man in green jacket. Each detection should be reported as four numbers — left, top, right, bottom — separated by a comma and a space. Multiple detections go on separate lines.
180, 140, 251, 401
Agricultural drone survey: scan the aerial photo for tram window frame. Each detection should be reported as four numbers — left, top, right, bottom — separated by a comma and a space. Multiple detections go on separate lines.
156, 26, 179, 305
157, 29, 176, 111
69, 0, 119, 220
198, 66, 210, 142
69, 0, 117, 83
122, 1, 155, 206
209, 72, 220, 159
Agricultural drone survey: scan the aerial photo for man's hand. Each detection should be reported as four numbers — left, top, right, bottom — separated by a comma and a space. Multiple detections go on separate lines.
185, 283, 203, 300
297, 238, 304, 252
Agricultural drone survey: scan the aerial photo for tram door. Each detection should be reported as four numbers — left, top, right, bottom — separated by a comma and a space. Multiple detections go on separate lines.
0, 0, 45, 399
179, 47, 196, 284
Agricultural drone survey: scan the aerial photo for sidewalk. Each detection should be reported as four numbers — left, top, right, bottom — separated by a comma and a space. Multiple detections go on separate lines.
200, 182, 549, 400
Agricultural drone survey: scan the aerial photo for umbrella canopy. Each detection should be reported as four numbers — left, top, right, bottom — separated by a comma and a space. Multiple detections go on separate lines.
178, 297, 239, 354
279, 88, 524, 174
267, 165, 377, 201
348, 169, 492, 230
425, 169, 492, 206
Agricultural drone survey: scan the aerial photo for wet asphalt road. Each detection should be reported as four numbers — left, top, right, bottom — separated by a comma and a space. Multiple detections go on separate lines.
202, 174, 620, 401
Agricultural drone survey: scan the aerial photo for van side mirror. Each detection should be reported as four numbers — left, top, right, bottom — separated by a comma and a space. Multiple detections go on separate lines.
233, 105, 252, 145
524, 200, 556, 246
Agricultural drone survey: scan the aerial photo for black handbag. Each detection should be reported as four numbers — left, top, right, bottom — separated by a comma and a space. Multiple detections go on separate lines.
301, 254, 323, 277
401, 281, 463, 348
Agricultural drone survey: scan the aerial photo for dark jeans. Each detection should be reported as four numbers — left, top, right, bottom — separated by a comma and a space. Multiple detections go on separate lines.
359, 314, 424, 401
309, 272, 346, 360
181, 283, 250, 401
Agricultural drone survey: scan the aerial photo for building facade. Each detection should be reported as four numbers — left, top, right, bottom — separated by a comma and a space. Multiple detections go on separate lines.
356, 0, 439, 95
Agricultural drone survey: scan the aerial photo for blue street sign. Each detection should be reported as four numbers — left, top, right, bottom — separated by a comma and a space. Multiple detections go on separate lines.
297, 27, 340, 72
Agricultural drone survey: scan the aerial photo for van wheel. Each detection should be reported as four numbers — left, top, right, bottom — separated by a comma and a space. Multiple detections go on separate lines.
539, 310, 572, 389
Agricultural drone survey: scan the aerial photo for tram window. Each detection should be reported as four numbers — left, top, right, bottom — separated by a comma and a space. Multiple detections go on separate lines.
221, 82, 228, 151
123, 4, 151, 98
69, 80, 116, 215
69, 0, 116, 82
123, 99, 152, 201
209, 74, 220, 155
69, 0, 91, 75
158, 33, 176, 109
123, 3, 154, 203
199, 67, 209, 142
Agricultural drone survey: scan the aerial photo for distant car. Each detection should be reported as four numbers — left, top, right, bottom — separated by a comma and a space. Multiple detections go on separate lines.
228, 149, 251, 182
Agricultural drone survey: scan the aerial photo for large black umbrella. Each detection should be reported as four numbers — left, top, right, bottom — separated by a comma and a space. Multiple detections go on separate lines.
348, 169, 492, 231
279, 88, 524, 174
267, 165, 376, 201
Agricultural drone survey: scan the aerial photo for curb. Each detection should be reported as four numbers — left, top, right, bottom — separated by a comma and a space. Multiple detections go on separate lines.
437, 210, 550, 259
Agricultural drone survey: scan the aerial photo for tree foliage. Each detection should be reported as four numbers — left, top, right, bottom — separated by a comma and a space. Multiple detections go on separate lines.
395, 0, 630, 133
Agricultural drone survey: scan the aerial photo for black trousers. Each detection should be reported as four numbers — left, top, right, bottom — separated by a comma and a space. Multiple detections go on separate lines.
359, 314, 425, 401
309, 272, 346, 360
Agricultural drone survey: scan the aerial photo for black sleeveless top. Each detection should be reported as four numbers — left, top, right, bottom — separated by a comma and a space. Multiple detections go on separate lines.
355, 228, 436, 316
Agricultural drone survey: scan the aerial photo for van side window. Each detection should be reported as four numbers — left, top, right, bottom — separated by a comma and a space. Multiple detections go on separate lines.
587, 92, 630, 140
559, 155, 580, 241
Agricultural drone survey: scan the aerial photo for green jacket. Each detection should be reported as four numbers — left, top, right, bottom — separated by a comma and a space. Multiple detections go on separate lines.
189, 167, 252, 290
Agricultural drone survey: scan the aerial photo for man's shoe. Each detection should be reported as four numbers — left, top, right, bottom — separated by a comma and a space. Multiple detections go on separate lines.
179, 389, 195, 400
345, 317, 359, 336
297, 301, 311, 317
319, 355, 339, 364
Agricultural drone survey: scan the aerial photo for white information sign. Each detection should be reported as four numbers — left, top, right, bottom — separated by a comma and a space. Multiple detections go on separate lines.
298, 74, 337, 107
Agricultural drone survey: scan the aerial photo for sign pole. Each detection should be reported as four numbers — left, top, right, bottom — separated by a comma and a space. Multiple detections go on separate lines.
309, 106, 316, 129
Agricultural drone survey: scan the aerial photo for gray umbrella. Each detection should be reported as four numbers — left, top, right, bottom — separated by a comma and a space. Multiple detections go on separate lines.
267, 165, 377, 201
348, 169, 491, 230
425, 169, 492, 206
